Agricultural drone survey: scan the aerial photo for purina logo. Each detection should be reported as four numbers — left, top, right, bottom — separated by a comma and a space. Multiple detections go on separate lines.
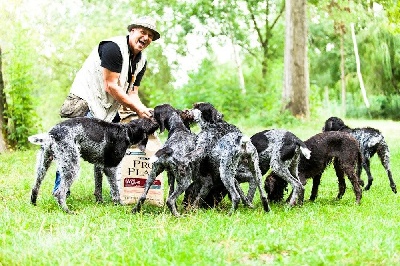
126, 150, 146, 155
138, 156, 148, 160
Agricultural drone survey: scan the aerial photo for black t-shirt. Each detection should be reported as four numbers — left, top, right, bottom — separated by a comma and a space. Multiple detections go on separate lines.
98, 37, 147, 87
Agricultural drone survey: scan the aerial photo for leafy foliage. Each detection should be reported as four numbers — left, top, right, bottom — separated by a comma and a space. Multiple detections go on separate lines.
1, 0, 400, 150
3, 26, 41, 149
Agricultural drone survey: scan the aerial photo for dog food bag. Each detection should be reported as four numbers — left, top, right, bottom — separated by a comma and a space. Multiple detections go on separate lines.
117, 133, 164, 206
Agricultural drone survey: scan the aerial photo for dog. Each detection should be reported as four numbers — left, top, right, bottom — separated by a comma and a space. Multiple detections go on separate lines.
186, 129, 311, 208
249, 129, 311, 206
131, 104, 198, 217
184, 102, 270, 215
265, 131, 363, 204
28, 116, 159, 213
323, 116, 397, 193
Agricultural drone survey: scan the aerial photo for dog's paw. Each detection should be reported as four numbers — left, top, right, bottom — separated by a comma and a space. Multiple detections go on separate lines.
131, 206, 141, 214
113, 200, 124, 206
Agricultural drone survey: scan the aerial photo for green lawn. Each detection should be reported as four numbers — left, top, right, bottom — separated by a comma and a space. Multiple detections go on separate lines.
1, 119, 399, 265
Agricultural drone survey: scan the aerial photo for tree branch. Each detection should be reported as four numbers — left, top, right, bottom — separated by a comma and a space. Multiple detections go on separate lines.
246, 0, 265, 45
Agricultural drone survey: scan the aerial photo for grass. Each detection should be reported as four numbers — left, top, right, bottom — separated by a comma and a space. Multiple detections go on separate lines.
1, 118, 399, 265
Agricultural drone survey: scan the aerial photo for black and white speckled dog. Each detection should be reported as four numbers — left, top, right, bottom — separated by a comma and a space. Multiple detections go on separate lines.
250, 129, 311, 206
323, 116, 397, 194
186, 102, 270, 214
28, 116, 159, 213
266, 131, 363, 204
189, 129, 311, 208
131, 104, 198, 217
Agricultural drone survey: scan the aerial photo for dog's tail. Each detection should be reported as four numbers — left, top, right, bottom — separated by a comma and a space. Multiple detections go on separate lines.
239, 135, 251, 150
300, 146, 311, 159
28, 133, 52, 145
241, 135, 251, 143
296, 139, 311, 159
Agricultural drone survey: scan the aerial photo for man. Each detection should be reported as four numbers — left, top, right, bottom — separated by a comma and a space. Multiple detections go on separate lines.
55, 16, 160, 194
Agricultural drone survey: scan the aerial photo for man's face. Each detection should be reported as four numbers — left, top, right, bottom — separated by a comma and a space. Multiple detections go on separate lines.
129, 27, 153, 54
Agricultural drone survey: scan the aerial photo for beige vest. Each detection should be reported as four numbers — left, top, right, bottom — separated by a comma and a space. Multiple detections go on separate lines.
70, 36, 146, 122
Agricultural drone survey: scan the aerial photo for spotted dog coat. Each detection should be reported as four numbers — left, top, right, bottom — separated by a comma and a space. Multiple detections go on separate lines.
266, 131, 363, 204
323, 116, 397, 193
28, 117, 159, 213
188, 129, 311, 208
131, 104, 198, 217
249, 129, 311, 206
186, 102, 270, 214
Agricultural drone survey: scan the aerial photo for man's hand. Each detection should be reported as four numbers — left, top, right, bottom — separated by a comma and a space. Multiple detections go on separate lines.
137, 107, 153, 119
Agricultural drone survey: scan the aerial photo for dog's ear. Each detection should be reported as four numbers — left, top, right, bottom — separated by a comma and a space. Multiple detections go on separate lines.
323, 117, 345, 131
154, 105, 167, 133
213, 110, 223, 122
207, 108, 223, 123
323, 117, 336, 131
137, 135, 149, 152
193, 102, 222, 123
322, 120, 332, 131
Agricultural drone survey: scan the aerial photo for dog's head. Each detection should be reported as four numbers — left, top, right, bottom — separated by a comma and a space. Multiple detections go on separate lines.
264, 173, 288, 203
192, 102, 223, 124
127, 117, 159, 151
153, 103, 181, 133
322, 116, 347, 132
180, 109, 197, 130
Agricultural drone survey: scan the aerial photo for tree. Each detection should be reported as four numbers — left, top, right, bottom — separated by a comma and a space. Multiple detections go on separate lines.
169, 0, 286, 80
3, 29, 41, 149
282, 0, 309, 118
0, 46, 7, 152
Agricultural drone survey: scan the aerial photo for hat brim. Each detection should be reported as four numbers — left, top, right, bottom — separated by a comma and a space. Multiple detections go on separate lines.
128, 24, 160, 41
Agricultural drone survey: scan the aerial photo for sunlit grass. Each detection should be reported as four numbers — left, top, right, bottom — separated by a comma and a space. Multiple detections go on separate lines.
1, 119, 399, 265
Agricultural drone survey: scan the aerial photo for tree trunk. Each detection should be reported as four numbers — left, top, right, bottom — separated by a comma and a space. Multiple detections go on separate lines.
0, 46, 8, 152
350, 23, 370, 108
231, 38, 246, 94
340, 29, 346, 116
282, 0, 309, 118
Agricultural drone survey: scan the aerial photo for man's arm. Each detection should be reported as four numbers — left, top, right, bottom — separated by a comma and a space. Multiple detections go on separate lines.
102, 67, 152, 118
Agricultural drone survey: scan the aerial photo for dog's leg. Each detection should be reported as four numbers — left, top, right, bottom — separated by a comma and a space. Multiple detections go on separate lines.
31, 145, 53, 206
54, 164, 79, 214
51, 145, 80, 214
250, 159, 270, 212
333, 158, 347, 200
103, 166, 122, 205
167, 172, 176, 198
234, 179, 253, 208
239, 145, 269, 211
309, 174, 322, 201
362, 154, 374, 191
271, 157, 304, 207
356, 160, 365, 188
166, 167, 192, 217
192, 174, 214, 210
340, 159, 362, 204
93, 165, 104, 203
132, 162, 165, 213
218, 161, 241, 215
347, 169, 362, 204
166, 171, 178, 211
377, 144, 397, 193
182, 181, 199, 209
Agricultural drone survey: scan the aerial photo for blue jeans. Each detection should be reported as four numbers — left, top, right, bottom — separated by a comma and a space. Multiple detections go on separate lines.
53, 170, 62, 194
